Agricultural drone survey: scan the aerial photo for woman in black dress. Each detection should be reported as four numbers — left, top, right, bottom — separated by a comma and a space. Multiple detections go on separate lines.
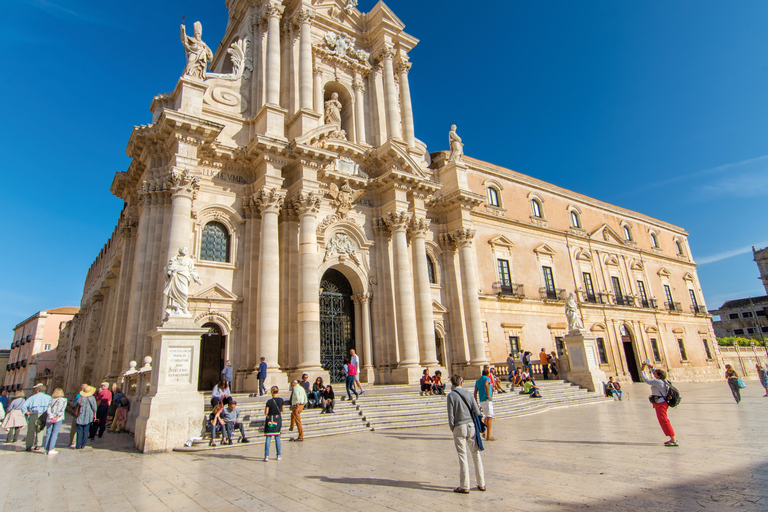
264, 386, 284, 461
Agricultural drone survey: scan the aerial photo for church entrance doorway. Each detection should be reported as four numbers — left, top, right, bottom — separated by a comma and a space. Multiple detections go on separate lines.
620, 324, 641, 382
198, 323, 225, 391
320, 269, 355, 383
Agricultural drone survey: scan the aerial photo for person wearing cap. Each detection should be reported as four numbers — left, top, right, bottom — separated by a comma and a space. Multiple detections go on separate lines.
75, 385, 98, 449
90, 382, 112, 439
257, 357, 267, 396
22, 383, 51, 452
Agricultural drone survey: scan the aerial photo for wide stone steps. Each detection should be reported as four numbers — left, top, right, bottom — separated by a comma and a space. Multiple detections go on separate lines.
176, 380, 609, 451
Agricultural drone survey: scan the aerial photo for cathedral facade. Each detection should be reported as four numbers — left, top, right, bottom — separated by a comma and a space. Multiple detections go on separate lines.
55, 0, 722, 395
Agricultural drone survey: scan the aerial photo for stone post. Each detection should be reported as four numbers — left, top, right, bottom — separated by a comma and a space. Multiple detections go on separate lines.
409, 218, 438, 366
293, 193, 325, 377
314, 66, 324, 116
256, 188, 284, 382
298, 8, 314, 111
379, 45, 401, 141
453, 229, 488, 376
264, 1, 284, 106
353, 79, 366, 144
395, 60, 415, 147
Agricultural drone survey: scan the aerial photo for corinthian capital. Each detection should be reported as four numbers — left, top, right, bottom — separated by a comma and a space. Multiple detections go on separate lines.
394, 60, 411, 76
255, 188, 285, 215
451, 228, 476, 247
375, 44, 394, 62
296, 7, 315, 24
383, 211, 412, 232
353, 292, 372, 304
263, 0, 285, 20
292, 192, 321, 216
352, 80, 365, 93
408, 217, 430, 237
166, 169, 200, 198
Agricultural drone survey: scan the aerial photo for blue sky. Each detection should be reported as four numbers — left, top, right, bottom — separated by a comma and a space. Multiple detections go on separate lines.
1, 1, 767, 341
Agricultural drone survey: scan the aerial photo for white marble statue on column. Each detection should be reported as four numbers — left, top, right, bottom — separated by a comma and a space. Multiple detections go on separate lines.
448, 124, 464, 162
163, 247, 202, 317
565, 293, 585, 333
324, 92, 342, 124
181, 21, 213, 79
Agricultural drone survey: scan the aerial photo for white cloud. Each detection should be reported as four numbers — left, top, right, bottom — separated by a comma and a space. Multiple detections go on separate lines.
697, 241, 768, 265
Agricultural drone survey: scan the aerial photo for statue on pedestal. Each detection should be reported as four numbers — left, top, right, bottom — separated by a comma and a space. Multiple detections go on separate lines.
324, 92, 342, 124
565, 292, 585, 333
181, 21, 212, 79
163, 247, 202, 317
448, 124, 464, 162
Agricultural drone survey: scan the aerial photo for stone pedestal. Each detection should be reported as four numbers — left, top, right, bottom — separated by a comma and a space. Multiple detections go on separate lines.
172, 77, 207, 116
359, 367, 376, 384
562, 331, 607, 392
252, 103, 287, 140
287, 109, 321, 139
134, 320, 207, 453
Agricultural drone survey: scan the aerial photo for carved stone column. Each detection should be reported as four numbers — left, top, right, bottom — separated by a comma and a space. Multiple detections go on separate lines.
385, 212, 420, 370
378, 45, 401, 141
353, 79, 366, 144
314, 66, 324, 116
452, 228, 488, 371
264, 1, 285, 106
354, 292, 375, 383
256, 188, 285, 377
395, 60, 415, 147
293, 192, 324, 376
166, 170, 200, 254
298, 8, 315, 111
409, 218, 438, 366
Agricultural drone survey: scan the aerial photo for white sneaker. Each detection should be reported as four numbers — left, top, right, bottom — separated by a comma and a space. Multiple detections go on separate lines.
47, 450, 59, 455
69, 445, 75, 449
264, 456, 269, 462
276, 456, 282, 461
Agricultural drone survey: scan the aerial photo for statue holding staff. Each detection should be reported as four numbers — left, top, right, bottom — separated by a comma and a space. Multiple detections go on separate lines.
181, 20, 212, 79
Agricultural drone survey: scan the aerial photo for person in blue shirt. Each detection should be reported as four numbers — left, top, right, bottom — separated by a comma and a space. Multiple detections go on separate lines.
474, 368, 495, 441
22, 383, 51, 451
221, 361, 233, 388
0, 390, 8, 412
257, 357, 267, 396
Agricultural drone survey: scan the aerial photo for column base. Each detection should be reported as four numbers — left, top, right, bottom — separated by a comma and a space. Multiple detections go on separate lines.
287, 108, 321, 140
389, 366, 423, 385
252, 103, 287, 140
359, 366, 376, 384
134, 391, 203, 453
562, 332, 607, 392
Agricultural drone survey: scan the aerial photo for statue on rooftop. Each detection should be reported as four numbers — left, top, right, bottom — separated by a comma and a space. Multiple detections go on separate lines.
163, 247, 202, 317
181, 21, 213, 79
448, 124, 464, 162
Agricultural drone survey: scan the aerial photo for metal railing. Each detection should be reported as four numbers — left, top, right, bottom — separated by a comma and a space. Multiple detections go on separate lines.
691, 305, 708, 315
639, 298, 658, 309
665, 301, 682, 313
540, 288, 567, 300
494, 282, 525, 298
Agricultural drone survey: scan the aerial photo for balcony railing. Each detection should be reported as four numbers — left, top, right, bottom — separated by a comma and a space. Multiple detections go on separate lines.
5, 364, 10, 372
691, 305, 708, 315
539, 288, 567, 301
614, 295, 637, 307
579, 291, 608, 304
639, 298, 658, 309
21, 359, 27, 368
14, 361, 21, 369
493, 282, 525, 298
665, 301, 682, 313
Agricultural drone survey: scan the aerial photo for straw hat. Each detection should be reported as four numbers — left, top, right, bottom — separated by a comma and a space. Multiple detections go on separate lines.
81, 385, 96, 397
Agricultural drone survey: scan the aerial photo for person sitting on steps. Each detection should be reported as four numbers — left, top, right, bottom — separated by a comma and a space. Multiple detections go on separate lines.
420, 369, 435, 395
433, 371, 446, 395
520, 377, 541, 398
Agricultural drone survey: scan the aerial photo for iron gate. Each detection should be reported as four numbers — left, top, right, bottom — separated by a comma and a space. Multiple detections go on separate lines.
319, 270, 355, 383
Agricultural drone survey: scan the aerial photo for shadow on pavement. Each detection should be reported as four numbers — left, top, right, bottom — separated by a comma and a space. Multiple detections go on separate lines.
307, 475, 454, 492
527, 438, 658, 447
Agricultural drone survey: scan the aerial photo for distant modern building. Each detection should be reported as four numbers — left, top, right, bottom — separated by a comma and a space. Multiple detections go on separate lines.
2, 307, 79, 393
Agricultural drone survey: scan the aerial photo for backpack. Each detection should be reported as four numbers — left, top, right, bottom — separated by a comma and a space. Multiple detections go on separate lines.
664, 380, 681, 407
348, 364, 357, 376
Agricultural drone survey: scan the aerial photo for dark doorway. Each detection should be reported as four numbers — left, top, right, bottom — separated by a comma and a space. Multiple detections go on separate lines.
198, 323, 225, 391
435, 331, 444, 367
621, 332, 641, 382
320, 269, 355, 383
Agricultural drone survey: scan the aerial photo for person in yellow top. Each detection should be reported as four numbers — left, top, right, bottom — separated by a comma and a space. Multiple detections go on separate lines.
539, 349, 551, 380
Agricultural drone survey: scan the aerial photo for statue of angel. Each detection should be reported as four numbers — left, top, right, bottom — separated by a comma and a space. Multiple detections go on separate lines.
181, 21, 213, 79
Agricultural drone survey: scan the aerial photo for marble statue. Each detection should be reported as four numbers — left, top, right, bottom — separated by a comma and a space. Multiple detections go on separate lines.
181, 21, 213, 79
325, 92, 342, 124
163, 247, 202, 317
565, 293, 584, 332
448, 124, 464, 162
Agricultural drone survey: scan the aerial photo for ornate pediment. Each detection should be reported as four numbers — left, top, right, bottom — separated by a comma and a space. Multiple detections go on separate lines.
657, 267, 672, 278
590, 224, 627, 246
488, 235, 515, 250
191, 283, 239, 302
533, 243, 556, 256
432, 300, 448, 314
574, 248, 592, 262
682, 272, 695, 282
604, 254, 620, 266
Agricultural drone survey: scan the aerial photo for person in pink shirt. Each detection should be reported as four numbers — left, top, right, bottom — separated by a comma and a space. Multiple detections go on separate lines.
90, 382, 112, 439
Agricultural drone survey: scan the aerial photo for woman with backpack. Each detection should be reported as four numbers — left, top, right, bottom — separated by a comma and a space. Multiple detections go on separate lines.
640, 362, 678, 447
342, 358, 359, 401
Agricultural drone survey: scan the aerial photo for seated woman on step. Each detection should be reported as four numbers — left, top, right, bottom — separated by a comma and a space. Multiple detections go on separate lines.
211, 380, 232, 407
432, 371, 446, 395
311, 377, 324, 408
208, 403, 227, 446
490, 367, 506, 393
420, 369, 434, 395
321, 385, 335, 413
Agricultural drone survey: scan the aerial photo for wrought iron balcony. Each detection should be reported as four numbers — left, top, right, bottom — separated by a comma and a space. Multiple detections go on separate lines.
5, 364, 10, 372
614, 295, 636, 307
691, 305, 708, 315
539, 288, 567, 301
493, 282, 525, 298
665, 301, 682, 313
639, 298, 658, 309
14, 361, 21, 369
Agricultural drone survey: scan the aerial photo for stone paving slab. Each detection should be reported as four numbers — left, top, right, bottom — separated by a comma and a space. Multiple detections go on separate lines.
2, 381, 767, 511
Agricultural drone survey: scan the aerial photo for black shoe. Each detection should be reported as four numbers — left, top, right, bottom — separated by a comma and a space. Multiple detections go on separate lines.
242, 438, 250, 443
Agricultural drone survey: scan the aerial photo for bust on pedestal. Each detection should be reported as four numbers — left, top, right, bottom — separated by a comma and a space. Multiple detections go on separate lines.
562, 293, 607, 392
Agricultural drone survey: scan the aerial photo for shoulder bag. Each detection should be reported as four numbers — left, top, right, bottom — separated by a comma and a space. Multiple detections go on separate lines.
736, 378, 746, 389
455, 390, 486, 451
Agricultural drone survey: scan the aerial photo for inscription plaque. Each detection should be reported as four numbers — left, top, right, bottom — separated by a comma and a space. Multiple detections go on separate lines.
167, 347, 193, 384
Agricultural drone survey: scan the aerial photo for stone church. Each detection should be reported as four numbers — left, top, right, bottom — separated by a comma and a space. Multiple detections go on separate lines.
55, 0, 722, 397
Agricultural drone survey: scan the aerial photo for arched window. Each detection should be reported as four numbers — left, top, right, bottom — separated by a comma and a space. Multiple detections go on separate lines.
570, 210, 581, 228
200, 221, 230, 262
623, 225, 632, 241
651, 233, 659, 248
486, 187, 500, 207
427, 254, 437, 284
531, 199, 542, 218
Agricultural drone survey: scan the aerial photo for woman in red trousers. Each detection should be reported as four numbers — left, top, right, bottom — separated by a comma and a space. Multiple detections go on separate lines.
640, 362, 678, 447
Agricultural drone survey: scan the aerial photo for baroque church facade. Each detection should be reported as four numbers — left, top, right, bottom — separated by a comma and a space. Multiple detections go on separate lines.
55, 0, 722, 396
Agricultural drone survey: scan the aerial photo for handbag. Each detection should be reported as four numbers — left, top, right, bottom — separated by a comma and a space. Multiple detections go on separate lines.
36, 412, 49, 431
264, 415, 280, 435
736, 378, 746, 389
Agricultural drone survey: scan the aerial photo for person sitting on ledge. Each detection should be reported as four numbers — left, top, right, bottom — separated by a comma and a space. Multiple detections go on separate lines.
606, 377, 623, 400
433, 371, 446, 395
208, 403, 227, 447
420, 369, 435, 395
491, 367, 506, 394
221, 400, 249, 444
520, 377, 541, 398
512, 367, 524, 389
321, 385, 335, 413
311, 377, 325, 408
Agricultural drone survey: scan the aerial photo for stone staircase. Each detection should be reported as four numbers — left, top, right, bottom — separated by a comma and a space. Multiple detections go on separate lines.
175, 380, 610, 451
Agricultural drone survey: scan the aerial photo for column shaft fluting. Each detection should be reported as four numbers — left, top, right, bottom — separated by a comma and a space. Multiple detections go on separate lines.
314, 67, 323, 116
397, 62, 415, 146
410, 225, 438, 366
256, 191, 283, 368
295, 194, 321, 371
353, 81, 366, 144
264, 5, 283, 106
298, 10, 314, 110
387, 213, 419, 366
361, 295, 373, 369
456, 231, 487, 365
380, 49, 401, 141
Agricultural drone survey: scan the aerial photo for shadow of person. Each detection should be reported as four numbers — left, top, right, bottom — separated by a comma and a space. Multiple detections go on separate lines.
307, 475, 454, 492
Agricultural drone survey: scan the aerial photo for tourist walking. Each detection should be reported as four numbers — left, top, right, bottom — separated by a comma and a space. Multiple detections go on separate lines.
74, 385, 97, 449
110, 388, 127, 432
474, 368, 495, 441
549, 351, 559, 378
42, 388, 67, 455
257, 357, 267, 396
640, 362, 677, 446
221, 360, 233, 388
350, 349, 364, 394
321, 385, 335, 413
2, 391, 26, 443
91, 382, 112, 439
343, 358, 359, 401
289, 380, 307, 441
23, 383, 51, 451
0, 390, 8, 413
724, 364, 742, 404
756, 363, 768, 396
447, 374, 485, 494
264, 386, 284, 461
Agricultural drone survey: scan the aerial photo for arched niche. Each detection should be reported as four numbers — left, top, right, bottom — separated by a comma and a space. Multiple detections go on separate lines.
324, 81, 354, 140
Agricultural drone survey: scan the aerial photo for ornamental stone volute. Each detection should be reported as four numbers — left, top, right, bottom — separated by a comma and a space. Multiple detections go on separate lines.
255, 188, 285, 215
292, 192, 321, 217
166, 169, 200, 199
408, 217, 430, 237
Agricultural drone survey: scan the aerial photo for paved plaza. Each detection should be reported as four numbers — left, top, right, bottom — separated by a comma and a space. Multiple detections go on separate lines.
2, 382, 767, 511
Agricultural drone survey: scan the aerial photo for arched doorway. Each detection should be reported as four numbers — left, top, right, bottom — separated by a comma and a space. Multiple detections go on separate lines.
620, 323, 641, 382
198, 323, 225, 391
320, 268, 355, 383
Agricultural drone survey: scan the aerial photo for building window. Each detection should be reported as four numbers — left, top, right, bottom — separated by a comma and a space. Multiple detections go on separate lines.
650, 338, 661, 362
509, 336, 520, 358
651, 233, 659, 248
531, 199, 543, 218
734, 329, 745, 335
583, 272, 596, 302
623, 225, 632, 241
611, 276, 625, 306
703, 339, 712, 360
676, 240, 684, 255
497, 259, 511, 286
637, 281, 649, 307
678, 339, 688, 361
757, 310, 767, 317
426, 254, 437, 284
742, 311, 753, 318
570, 210, 581, 228
729, 313, 739, 320
747, 328, 756, 334
200, 221, 230, 262
596, 337, 608, 364
689, 290, 700, 312
762, 326, 768, 333
44, 344, 51, 351
664, 285, 675, 310
542, 266, 556, 298
487, 187, 500, 207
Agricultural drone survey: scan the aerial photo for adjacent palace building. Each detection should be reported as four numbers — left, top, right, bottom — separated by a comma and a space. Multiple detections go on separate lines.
54, 0, 721, 396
